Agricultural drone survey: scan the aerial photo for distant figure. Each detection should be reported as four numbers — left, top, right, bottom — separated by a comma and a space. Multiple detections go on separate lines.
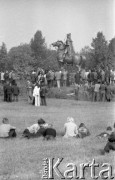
12, 83, 20, 101
0, 118, 16, 138
1, 71, 5, 84
105, 83, 112, 102
6, 83, 13, 102
27, 80, 33, 103
3, 81, 9, 101
40, 84, 47, 106
33, 84, 41, 106
93, 81, 100, 101
63, 117, 78, 138
55, 70, 62, 89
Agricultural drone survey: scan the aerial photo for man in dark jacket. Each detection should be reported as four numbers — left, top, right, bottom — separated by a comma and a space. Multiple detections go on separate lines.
12, 83, 20, 101
40, 84, 47, 106
3, 81, 9, 101
6, 83, 13, 102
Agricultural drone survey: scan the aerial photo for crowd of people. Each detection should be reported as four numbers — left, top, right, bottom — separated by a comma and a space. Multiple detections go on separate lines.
0, 116, 115, 154
26, 66, 115, 103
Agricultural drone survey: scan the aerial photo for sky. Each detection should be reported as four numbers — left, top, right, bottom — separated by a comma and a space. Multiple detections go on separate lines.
0, 0, 114, 52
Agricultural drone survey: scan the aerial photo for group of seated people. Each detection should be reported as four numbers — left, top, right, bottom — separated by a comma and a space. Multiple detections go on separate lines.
0, 117, 115, 155
0, 117, 90, 140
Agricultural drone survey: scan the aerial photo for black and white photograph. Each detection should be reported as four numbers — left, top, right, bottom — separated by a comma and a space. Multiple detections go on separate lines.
0, 0, 115, 179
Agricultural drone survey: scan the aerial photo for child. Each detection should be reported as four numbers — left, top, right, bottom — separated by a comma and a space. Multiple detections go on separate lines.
63, 117, 78, 138
0, 118, 16, 138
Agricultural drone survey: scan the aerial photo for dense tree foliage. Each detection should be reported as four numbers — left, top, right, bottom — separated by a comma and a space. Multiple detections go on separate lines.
0, 42, 8, 70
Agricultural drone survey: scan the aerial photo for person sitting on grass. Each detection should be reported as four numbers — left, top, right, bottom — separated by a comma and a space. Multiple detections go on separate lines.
0, 118, 16, 138
23, 118, 56, 140
78, 123, 90, 138
63, 117, 78, 138
100, 123, 115, 154
39, 123, 56, 140
22, 118, 45, 139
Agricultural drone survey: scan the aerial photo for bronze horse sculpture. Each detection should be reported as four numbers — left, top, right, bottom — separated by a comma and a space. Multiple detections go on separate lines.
52, 40, 86, 68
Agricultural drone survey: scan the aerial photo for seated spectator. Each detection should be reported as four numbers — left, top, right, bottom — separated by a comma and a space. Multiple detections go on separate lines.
22, 119, 44, 138
78, 123, 90, 138
63, 117, 78, 138
39, 123, 56, 140
0, 118, 16, 138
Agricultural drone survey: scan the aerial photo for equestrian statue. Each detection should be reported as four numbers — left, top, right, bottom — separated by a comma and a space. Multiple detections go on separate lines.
52, 33, 86, 68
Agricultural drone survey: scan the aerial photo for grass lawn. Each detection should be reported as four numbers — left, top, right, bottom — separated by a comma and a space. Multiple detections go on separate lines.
0, 98, 115, 180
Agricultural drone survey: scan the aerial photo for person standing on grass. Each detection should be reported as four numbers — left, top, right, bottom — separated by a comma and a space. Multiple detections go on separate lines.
55, 70, 62, 89
26, 80, 33, 104
6, 83, 13, 102
1, 71, 5, 84
40, 84, 47, 106
12, 83, 20, 102
62, 69, 68, 87
93, 81, 100, 102
74, 83, 80, 100
3, 81, 9, 101
33, 84, 41, 106
100, 82, 106, 102
63, 117, 78, 138
105, 83, 112, 102
0, 118, 16, 138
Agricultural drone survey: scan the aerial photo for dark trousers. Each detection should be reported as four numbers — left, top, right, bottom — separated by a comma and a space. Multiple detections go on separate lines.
7, 93, 12, 102
8, 129, 17, 138
23, 128, 46, 139
4, 91, 7, 101
104, 141, 115, 153
13, 95, 18, 101
43, 128, 56, 140
41, 96, 47, 106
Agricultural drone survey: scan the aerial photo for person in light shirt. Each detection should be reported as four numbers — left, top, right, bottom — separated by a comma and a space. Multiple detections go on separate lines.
63, 117, 78, 138
33, 84, 41, 106
0, 118, 16, 138
93, 81, 100, 101
22, 118, 46, 138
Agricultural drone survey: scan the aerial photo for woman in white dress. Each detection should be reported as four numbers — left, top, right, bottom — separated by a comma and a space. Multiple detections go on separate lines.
33, 84, 41, 106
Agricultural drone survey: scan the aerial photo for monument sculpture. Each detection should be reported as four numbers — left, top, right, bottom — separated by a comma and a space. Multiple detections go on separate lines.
52, 33, 86, 68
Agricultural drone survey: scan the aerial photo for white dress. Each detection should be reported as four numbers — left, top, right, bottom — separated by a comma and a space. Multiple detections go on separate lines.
33, 86, 41, 106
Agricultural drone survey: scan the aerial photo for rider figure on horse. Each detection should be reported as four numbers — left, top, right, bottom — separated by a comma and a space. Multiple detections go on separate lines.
64, 33, 75, 59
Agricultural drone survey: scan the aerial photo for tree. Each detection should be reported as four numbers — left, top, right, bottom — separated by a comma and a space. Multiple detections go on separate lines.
91, 32, 109, 68
0, 42, 8, 70
8, 44, 34, 77
30, 30, 46, 60
108, 38, 115, 68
